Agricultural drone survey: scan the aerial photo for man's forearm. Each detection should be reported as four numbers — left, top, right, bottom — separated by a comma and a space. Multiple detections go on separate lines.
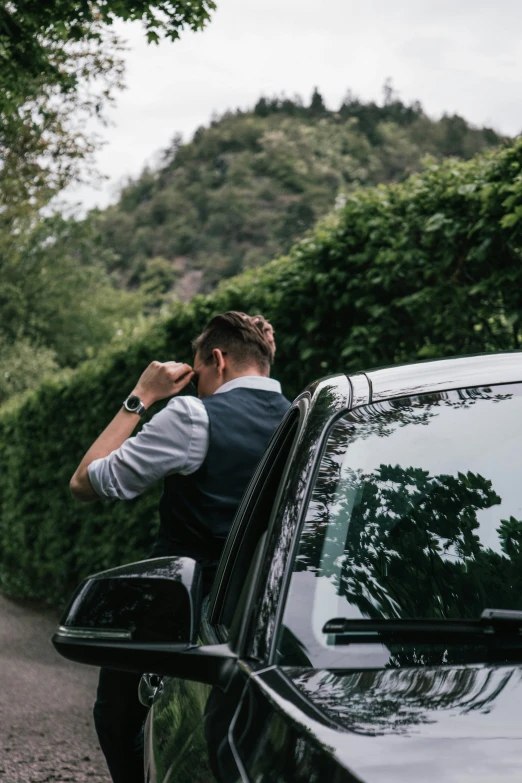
69, 360, 194, 503
70, 409, 141, 502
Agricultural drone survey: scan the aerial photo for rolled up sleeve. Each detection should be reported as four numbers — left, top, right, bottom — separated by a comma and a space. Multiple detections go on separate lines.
87, 396, 209, 500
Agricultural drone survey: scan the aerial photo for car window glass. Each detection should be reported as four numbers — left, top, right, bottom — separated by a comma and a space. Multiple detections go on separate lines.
278, 383, 522, 667
212, 410, 300, 635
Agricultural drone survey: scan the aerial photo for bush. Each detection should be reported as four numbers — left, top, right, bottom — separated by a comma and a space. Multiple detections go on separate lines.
0, 338, 59, 400
2, 139, 522, 605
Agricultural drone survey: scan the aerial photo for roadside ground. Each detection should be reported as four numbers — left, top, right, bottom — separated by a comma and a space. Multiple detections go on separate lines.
0, 594, 110, 782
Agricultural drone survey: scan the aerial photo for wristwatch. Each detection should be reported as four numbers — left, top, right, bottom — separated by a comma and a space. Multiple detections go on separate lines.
122, 394, 147, 416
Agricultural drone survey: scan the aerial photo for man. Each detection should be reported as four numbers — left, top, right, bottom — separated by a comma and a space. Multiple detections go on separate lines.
70, 311, 290, 783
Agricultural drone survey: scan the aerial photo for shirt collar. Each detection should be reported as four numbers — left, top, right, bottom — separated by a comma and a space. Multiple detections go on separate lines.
213, 375, 282, 395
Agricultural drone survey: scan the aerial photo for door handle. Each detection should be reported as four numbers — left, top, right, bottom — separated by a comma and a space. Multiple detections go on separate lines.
139, 673, 164, 707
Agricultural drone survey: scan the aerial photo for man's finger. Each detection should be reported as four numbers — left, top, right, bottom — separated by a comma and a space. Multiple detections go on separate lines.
170, 363, 192, 379
173, 371, 194, 391
174, 368, 193, 382
161, 362, 190, 377
162, 361, 191, 369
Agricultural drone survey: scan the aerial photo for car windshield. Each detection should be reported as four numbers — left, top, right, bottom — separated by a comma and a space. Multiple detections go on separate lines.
279, 382, 522, 668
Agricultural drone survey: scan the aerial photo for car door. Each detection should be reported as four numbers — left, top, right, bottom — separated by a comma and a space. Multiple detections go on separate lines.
231, 378, 522, 783
143, 400, 307, 783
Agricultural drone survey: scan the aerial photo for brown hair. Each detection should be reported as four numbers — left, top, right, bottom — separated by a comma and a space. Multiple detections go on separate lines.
192, 311, 275, 374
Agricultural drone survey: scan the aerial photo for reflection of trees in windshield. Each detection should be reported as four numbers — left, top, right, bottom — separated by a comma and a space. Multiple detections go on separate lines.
347, 387, 512, 442
287, 665, 520, 736
296, 389, 522, 622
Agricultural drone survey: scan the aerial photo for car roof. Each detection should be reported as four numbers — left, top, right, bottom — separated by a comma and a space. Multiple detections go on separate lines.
359, 351, 522, 403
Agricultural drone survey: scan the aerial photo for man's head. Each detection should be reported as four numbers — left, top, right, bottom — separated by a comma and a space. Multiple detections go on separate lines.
192, 311, 275, 398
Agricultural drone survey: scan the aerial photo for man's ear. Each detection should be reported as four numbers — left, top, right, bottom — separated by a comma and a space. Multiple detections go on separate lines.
212, 348, 226, 373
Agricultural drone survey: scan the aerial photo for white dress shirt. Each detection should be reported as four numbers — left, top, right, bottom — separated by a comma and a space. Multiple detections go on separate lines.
88, 376, 283, 501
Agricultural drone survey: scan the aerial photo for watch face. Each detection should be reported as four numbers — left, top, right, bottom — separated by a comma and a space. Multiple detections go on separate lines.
126, 395, 141, 411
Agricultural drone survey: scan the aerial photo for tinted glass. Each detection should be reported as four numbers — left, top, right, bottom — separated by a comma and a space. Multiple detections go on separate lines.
210, 410, 299, 634
280, 384, 522, 666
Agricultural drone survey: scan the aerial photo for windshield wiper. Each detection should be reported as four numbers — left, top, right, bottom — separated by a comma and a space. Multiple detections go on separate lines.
323, 609, 522, 643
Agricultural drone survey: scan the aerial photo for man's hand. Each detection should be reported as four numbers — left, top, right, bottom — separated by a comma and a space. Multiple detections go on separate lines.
132, 361, 194, 408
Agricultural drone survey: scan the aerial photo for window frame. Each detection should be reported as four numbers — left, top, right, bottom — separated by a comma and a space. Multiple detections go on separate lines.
206, 402, 304, 647
242, 375, 353, 665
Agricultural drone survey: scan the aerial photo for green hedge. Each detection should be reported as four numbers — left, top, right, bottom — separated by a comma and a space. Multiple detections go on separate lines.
3, 139, 522, 605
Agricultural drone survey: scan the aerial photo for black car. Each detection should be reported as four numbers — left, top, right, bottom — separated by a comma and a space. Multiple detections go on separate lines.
54, 352, 522, 782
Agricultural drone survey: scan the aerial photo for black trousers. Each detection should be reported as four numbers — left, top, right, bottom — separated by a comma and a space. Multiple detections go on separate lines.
93, 667, 148, 783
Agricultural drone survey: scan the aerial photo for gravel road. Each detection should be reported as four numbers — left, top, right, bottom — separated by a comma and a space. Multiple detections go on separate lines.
0, 594, 111, 783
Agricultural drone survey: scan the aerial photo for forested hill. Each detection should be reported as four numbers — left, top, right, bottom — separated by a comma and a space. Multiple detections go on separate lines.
89, 88, 507, 299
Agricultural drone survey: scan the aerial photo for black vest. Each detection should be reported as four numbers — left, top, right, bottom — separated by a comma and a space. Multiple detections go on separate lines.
153, 387, 290, 567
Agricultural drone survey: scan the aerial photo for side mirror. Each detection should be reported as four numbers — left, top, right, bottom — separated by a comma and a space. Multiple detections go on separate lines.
55, 555, 202, 647
53, 555, 238, 684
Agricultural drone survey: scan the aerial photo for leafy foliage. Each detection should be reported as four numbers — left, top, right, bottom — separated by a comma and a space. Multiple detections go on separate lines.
0, 339, 59, 401
151, 676, 212, 781
0, 210, 146, 403
0, 0, 215, 385
1, 3, 215, 403
2, 137, 522, 605
88, 88, 506, 294
0, 23, 125, 223
0, 214, 144, 401
0, 0, 216, 230
301, 455, 502, 621
1, 1, 215, 108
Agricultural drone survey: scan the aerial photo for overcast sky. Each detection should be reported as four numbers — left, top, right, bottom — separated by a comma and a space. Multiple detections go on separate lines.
65, 0, 522, 212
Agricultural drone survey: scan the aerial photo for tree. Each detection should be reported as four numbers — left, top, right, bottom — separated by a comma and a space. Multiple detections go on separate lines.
0, 1, 216, 402
1, 1, 216, 218
299, 455, 502, 619
0, 213, 144, 400
382, 77, 396, 106
1, 1, 216, 104
86, 99, 503, 297
0, 28, 124, 222
309, 87, 326, 116
254, 97, 270, 117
